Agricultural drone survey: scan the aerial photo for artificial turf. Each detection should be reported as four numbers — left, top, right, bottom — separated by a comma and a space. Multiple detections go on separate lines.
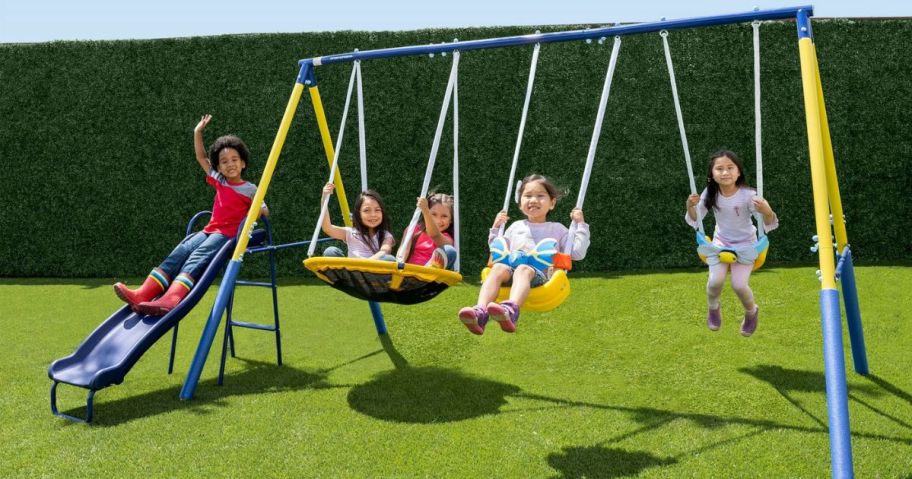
1, 265, 909, 477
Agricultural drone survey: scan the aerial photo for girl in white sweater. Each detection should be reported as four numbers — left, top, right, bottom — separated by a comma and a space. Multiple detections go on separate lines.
459, 174, 590, 335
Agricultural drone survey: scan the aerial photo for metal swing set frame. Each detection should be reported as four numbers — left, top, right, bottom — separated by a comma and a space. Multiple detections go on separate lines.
175, 6, 865, 477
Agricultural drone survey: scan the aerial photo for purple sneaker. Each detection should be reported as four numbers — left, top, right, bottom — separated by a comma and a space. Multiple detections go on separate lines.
458, 306, 488, 335
707, 308, 722, 331
741, 306, 759, 337
487, 301, 519, 333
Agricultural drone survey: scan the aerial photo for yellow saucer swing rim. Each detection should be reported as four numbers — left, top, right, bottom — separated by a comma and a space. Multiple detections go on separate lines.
304, 256, 463, 290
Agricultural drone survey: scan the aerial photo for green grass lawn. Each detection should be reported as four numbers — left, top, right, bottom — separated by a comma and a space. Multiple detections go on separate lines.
1, 266, 910, 477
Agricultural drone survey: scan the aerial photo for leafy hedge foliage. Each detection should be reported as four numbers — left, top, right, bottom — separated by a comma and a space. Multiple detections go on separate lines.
1, 19, 909, 278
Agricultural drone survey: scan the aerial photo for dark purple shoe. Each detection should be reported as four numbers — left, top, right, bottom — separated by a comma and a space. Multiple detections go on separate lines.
741, 306, 759, 337
707, 308, 722, 331
487, 301, 519, 333
458, 306, 488, 335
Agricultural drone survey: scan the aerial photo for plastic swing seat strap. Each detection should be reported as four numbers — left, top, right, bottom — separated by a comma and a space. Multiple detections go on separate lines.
662, 29, 703, 236
497, 42, 541, 238
752, 20, 767, 239
565, 35, 621, 255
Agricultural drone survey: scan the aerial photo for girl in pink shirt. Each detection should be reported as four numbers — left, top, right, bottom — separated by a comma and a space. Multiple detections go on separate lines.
399, 193, 457, 269
686, 150, 778, 337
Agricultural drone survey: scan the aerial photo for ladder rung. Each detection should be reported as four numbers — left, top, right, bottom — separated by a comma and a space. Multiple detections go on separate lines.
236, 280, 274, 288
230, 321, 277, 332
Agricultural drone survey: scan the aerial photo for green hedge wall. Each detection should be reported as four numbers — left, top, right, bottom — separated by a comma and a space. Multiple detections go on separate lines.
1, 20, 910, 278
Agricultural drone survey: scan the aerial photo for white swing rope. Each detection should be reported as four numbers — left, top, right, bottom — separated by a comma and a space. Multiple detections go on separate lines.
498, 42, 542, 237
752, 20, 767, 238
356, 60, 368, 193
307, 61, 361, 258
661, 30, 704, 236
563, 35, 622, 255
452, 57, 461, 272
395, 51, 461, 265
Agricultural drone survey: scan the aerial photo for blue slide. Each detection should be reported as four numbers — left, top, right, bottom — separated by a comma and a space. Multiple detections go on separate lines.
48, 229, 265, 422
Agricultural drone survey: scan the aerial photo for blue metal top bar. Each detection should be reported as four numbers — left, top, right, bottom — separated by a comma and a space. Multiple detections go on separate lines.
305, 6, 813, 67
796, 8, 814, 39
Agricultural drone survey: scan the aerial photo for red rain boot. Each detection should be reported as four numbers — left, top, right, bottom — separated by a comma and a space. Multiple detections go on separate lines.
114, 276, 165, 310
137, 281, 191, 316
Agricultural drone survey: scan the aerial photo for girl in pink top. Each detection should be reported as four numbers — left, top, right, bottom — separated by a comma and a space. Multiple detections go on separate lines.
399, 193, 457, 269
458, 175, 590, 335
686, 150, 778, 337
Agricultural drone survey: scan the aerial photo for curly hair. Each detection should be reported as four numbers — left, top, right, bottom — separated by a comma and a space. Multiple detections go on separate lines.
208, 135, 250, 173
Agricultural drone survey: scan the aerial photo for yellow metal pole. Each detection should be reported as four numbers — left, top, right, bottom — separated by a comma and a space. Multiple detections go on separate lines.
798, 38, 837, 290
813, 48, 849, 253
231, 82, 306, 261
309, 86, 353, 227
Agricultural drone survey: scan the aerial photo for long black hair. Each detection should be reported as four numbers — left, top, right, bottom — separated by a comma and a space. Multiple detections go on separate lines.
352, 189, 393, 253
703, 150, 750, 211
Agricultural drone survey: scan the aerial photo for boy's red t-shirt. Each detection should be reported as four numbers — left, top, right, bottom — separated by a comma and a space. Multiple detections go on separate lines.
202, 169, 260, 237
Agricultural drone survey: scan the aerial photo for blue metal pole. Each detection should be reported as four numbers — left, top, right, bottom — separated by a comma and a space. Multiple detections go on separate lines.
368, 301, 387, 336
180, 259, 241, 400
820, 288, 854, 479
839, 248, 868, 375
307, 6, 812, 67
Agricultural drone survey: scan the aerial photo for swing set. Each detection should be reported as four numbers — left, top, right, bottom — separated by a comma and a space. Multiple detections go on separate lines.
176, 6, 866, 477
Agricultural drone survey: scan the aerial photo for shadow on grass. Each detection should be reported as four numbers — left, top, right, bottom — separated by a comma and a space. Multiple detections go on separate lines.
546, 446, 676, 479
740, 365, 912, 431
864, 374, 912, 406
346, 364, 912, 443
347, 366, 520, 423
344, 366, 905, 477
59, 358, 340, 427
58, 332, 408, 426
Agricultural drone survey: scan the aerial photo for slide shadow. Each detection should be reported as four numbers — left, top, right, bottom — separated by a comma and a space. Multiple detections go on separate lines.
59, 358, 338, 427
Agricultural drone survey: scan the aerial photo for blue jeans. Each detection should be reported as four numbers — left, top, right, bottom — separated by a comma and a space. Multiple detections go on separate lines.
158, 231, 229, 281
324, 246, 395, 262
441, 244, 458, 270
